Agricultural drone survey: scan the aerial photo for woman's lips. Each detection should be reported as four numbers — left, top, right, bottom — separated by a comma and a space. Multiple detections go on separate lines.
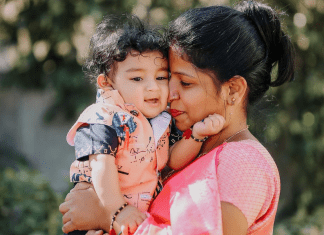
170, 109, 184, 117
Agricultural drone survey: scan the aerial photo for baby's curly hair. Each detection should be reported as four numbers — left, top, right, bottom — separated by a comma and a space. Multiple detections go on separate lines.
83, 14, 168, 83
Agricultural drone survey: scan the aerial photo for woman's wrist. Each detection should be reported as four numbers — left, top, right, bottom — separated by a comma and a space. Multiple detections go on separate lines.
96, 201, 112, 232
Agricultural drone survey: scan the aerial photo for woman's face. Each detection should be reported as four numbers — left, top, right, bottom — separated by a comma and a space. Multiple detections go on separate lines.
169, 47, 225, 131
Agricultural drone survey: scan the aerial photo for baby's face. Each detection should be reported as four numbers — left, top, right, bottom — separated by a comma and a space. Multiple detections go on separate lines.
110, 51, 169, 118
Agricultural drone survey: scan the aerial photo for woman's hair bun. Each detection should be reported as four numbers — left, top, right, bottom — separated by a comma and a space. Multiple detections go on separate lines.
235, 0, 295, 87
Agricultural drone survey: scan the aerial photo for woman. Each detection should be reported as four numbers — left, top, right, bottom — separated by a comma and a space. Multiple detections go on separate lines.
60, 1, 295, 234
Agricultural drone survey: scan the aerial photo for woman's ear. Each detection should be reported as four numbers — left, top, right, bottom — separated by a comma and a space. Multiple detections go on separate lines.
226, 75, 247, 106
97, 74, 113, 89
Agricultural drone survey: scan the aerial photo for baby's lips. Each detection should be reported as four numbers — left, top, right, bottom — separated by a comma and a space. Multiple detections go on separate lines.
145, 98, 159, 102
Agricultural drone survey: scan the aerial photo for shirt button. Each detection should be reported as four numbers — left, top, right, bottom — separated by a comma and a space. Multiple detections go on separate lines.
130, 110, 139, 116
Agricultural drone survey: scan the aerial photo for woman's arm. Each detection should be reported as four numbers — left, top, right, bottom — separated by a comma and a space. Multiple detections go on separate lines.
60, 154, 146, 234
221, 202, 248, 235
58, 154, 125, 234
59, 182, 110, 233
60, 178, 247, 235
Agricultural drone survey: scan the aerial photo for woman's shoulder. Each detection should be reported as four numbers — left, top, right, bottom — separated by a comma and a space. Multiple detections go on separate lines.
216, 140, 280, 229
217, 139, 279, 178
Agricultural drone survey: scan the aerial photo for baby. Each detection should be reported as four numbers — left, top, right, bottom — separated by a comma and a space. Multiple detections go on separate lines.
66, 14, 223, 235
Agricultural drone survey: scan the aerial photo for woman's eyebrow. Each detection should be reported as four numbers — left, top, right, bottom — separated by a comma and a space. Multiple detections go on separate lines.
172, 71, 195, 78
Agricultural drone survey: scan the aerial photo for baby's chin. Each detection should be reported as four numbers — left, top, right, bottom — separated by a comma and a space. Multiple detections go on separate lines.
142, 107, 168, 119
143, 111, 163, 119
142, 109, 164, 118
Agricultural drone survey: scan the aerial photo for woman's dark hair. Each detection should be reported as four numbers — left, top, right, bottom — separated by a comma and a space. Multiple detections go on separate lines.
168, 0, 295, 104
84, 14, 168, 82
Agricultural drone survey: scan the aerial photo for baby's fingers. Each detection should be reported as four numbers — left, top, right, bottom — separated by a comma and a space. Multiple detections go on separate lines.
128, 221, 139, 234
140, 212, 147, 221
86, 230, 103, 235
121, 224, 129, 235
200, 117, 214, 130
135, 215, 145, 227
208, 114, 225, 129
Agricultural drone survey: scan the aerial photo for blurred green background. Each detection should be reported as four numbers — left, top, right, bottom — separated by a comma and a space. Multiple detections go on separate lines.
0, 0, 323, 234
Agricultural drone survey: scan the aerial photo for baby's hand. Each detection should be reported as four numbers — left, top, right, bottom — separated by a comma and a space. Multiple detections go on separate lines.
86, 230, 108, 235
192, 114, 225, 139
114, 205, 147, 235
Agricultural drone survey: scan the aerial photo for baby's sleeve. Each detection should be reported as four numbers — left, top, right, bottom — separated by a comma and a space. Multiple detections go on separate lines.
74, 124, 118, 161
217, 143, 274, 227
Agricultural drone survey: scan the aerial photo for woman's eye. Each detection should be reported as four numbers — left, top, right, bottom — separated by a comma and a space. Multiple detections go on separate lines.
156, 77, 168, 81
131, 77, 142, 81
180, 81, 191, 87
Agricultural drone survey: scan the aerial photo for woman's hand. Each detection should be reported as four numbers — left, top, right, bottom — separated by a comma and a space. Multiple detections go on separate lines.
59, 182, 110, 233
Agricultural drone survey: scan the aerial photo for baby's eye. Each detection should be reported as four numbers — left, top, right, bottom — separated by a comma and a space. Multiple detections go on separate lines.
180, 81, 191, 87
131, 77, 142, 81
156, 77, 168, 81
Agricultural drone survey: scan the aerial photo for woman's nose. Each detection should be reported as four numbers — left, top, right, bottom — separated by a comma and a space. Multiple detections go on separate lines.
168, 80, 179, 102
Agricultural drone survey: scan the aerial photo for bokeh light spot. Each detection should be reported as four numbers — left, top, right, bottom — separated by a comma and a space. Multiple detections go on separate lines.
290, 120, 302, 135
304, 0, 316, 8
33, 40, 50, 62
266, 123, 280, 141
138, 0, 152, 7
302, 112, 315, 127
1, 2, 19, 23
80, 16, 96, 36
72, 34, 90, 65
56, 41, 72, 57
132, 4, 147, 19
294, 13, 307, 28
317, 0, 324, 13
17, 28, 32, 56
297, 34, 310, 50
173, 0, 193, 10
149, 8, 167, 24
199, 0, 229, 5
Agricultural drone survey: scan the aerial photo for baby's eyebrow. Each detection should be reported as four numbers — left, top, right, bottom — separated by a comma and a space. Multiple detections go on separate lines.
125, 68, 145, 72
158, 66, 169, 72
125, 67, 169, 72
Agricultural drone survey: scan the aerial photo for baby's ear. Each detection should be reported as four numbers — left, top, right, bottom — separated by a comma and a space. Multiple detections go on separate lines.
97, 74, 113, 89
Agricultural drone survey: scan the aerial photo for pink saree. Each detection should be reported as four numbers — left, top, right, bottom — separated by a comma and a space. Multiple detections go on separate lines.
133, 140, 280, 235
134, 144, 226, 235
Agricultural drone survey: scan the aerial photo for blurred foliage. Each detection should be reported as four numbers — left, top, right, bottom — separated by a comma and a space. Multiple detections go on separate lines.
1, 0, 324, 234
0, 144, 68, 235
0, 166, 63, 235
274, 206, 324, 234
